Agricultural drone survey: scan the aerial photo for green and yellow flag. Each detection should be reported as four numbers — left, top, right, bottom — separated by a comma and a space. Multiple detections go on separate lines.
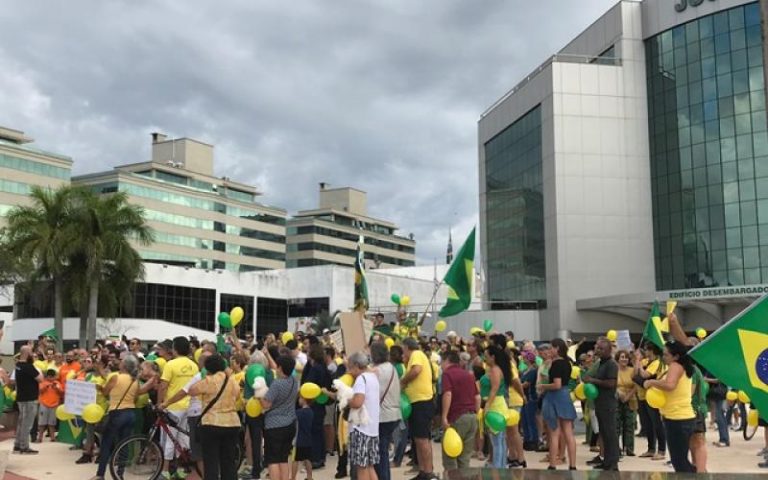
39, 328, 59, 341
642, 301, 666, 349
689, 295, 768, 416
438, 227, 475, 318
354, 236, 369, 312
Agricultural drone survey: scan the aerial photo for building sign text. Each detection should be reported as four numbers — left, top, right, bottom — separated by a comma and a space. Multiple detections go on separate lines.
675, 0, 716, 13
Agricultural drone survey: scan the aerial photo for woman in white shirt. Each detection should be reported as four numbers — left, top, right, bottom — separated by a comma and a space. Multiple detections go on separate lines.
347, 351, 380, 480
371, 342, 401, 480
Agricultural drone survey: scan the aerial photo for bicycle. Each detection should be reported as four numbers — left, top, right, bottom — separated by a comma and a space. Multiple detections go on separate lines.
108, 406, 244, 479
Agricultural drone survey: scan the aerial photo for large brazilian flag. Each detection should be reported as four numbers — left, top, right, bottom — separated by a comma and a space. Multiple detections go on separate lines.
689, 294, 768, 417
438, 227, 475, 318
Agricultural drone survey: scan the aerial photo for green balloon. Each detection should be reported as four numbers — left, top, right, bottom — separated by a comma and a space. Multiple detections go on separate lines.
218, 312, 232, 329
316, 393, 329, 405
245, 364, 266, 387
485, 410, 506, 434
400, 393, 412, 419
701, 380, 710, 398
518, 360, 528, 372
584, 383, 599, 400
391, 293, 401, 305
483, 319, 493, 332
535, 356, 543, 366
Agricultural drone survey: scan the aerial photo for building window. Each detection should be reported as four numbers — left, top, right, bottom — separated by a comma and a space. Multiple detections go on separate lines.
288, 297, 331, 318
646, 2, 765, 289
256, 297, 288, 338
484, 105, 545, 305
0, 153, 70, 180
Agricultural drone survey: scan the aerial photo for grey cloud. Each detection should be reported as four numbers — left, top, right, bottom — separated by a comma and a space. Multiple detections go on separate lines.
0, 0, 615, 264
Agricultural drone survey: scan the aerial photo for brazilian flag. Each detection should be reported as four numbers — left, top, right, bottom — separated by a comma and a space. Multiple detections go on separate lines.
354, 236, 369, 312
689, 294, 768, 417
438, 227, 475, 318
642, 301, 666, 349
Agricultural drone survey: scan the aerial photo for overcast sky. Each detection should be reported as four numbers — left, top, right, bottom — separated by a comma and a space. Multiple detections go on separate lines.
0, 1, 616, 265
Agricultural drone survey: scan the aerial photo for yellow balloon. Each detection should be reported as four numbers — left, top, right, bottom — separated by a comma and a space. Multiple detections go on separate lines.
55, 405, 74, 421
435, 320, 447, 333
571, 366, 581, 380
281, 332, 294, 344
82, 403, 105, 424
570, 392, 577, 403
748, 409, 760, 427
230, 306, 245, 327
246, 397, 263, 417
646, 388, 667, 409
340, 374, 354, 387
696, 328, 707, 340
606, 330, 617, 342
335, 357, 344, 366
506, 340, 515, 350
67, 371, 76, 380
3, 386, 10, 397
194, 348, 203, 363
739, 391, 751, 404
401, 295, 411, 306
726, 391, 738, 402
300, 382, 321, 400
385, 338, 395, 348
574, 383, 586, 401
506, 409, 521, 427
470, 327, 483, 336
442, 427, 462, 458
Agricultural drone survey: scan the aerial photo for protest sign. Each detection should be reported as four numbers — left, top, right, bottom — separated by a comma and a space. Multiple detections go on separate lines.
64, 380, 96, 416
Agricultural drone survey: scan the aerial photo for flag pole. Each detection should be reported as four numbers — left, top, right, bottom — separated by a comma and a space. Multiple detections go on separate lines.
417, 278, 444, 327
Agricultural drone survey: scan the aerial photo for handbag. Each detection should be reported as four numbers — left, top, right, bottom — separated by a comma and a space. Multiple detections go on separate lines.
96, 376, 136, 434
191, 373, 229, 436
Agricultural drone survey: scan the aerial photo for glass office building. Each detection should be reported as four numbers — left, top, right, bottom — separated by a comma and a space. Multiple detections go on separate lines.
483, 106, 546, 308
647, 2, 766, 290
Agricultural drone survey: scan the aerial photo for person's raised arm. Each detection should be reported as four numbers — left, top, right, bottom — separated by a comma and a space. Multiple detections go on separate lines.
667, 312, 692, 347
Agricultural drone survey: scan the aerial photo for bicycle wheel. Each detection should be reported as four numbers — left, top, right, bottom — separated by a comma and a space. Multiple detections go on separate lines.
109, 434, 163, 480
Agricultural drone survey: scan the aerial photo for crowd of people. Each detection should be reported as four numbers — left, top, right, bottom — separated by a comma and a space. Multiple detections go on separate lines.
1, 311, 766, 480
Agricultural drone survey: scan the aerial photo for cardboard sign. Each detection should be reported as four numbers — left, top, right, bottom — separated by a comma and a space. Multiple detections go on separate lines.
616, 330, 633, 351
339, 311, 368, 354
64, 380, 97, 415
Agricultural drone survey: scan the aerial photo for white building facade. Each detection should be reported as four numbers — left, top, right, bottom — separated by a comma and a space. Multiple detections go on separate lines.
480, 0, 767, 338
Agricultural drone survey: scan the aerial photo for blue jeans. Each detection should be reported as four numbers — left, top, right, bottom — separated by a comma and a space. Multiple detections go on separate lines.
377, 421, 398, 480
664, 418, 696, 473
392, 421, 408, 466
521, 402, 538, 444
97, 409, 135, 477
489, 430, 507, 468
712, 399, 729, 445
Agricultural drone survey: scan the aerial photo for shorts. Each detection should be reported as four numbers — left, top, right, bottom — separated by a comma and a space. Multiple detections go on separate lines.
295, 446, 312, 461
39, 405, 56, 426
409, 400, 435, 439
161, 410, 189, 460
350, 429, 379, 467
187, 415, 203, 461
324, 403, 336, 426
264, 423, 297, 465
693, 412, 707, 434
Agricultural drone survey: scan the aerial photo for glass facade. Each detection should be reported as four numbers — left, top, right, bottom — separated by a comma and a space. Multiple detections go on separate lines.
256, 297, 288, 338
0, 153, 70, 179
220, 293, 255, 335
647, 2, 767, 289
484, 105, 546, 307
0, 179, 32, 196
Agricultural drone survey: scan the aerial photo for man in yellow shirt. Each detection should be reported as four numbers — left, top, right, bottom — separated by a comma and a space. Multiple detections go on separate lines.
158, 336, 199, 478
401, 338, 437, 480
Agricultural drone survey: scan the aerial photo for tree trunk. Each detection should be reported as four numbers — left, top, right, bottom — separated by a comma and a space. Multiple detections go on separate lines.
86, 281, 99, 348
53, 277, 64, 352
78, 307, 87, 350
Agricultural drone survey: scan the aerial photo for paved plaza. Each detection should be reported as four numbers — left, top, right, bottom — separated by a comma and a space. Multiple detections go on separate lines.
2, 425, 766, 479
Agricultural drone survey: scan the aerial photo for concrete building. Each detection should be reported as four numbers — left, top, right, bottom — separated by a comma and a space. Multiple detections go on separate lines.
286, 184, 416, 269
480, 0, 768, 338
0, 126, 72, 221
73, 133, 287, 272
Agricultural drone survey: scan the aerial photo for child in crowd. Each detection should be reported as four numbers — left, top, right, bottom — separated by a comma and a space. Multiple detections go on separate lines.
37, 369, 63, 443
292, 396, 314, 480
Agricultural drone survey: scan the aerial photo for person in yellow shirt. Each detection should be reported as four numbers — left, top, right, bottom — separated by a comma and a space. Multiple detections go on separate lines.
506, 353, 526, 467
643, 342, 696, 473
157, 337, 199, 477
634, 344, 667, 461
400, 338, 436, 480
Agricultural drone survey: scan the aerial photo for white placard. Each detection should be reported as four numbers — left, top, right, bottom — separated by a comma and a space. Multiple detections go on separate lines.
616, 330, 633, 351
64, 380, 97, 415
329, 330, 345, 353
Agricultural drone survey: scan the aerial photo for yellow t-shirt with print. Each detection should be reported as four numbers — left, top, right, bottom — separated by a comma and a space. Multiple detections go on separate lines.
405, 350, 433, 403
637, 359, 666, 401
508, 361, 525, 408
161, 356, 199, 411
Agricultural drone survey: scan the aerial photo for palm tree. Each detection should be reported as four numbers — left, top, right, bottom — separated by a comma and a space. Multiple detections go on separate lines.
71, 190, 153, 347
311, 309, 341, 334
3, 186, 79, 350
